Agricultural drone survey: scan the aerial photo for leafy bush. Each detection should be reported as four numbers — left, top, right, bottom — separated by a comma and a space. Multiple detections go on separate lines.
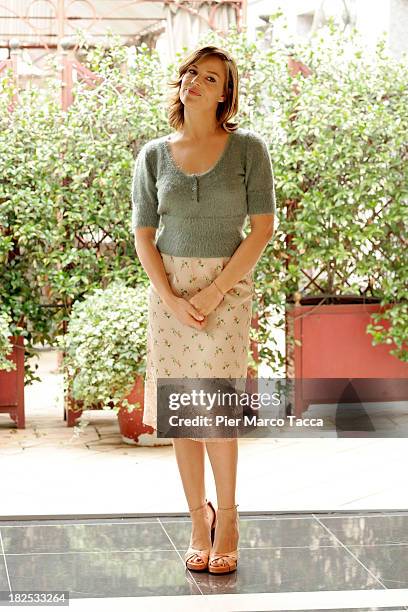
57, 281, 148, 412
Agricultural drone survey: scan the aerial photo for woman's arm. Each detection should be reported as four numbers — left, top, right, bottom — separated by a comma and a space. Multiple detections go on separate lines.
211, 214, 275, 295
134, 227, 175, 307
208, 130, 277, 295
134, 227, 206, 328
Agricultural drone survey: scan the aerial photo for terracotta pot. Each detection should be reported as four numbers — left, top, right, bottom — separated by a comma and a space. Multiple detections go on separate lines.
117, 374, 172, 446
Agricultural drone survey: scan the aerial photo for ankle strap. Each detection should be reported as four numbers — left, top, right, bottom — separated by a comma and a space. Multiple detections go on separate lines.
189, 500, 210, 513
217, 504, 239, 510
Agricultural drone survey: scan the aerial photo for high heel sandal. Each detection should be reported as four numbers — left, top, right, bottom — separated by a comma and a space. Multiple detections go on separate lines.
208, 504, 239, 574
184, 499, 216, 572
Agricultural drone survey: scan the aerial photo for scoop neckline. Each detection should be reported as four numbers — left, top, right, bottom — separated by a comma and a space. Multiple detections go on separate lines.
163, 130, 235, 178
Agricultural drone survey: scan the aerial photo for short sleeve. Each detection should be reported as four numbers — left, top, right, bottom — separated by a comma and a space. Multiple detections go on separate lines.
131, 144, 159, 231
245, 131, 276, 215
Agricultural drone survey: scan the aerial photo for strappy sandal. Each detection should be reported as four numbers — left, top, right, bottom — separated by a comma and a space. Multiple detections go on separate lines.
184, 499, 216, 572
208, 504, 239, 574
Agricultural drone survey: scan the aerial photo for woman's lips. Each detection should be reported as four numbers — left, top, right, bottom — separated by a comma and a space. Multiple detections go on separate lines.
186, 88, 201, 96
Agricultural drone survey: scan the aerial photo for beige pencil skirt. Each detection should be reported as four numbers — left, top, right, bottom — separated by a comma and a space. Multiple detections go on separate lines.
143, 253, 254, 442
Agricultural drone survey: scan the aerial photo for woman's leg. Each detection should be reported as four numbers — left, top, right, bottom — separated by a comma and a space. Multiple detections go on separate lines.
172, 438, 214, 557
172, 438, 206, 509
205, 439, 239, 557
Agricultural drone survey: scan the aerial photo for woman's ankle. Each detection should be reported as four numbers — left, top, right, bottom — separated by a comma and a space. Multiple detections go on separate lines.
217, 502, 238, 511
189, 500, 207, 513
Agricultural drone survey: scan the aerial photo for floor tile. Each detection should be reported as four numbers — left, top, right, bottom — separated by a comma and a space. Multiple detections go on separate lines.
1, 521, 173, 554
0, 556, 9, 591
195, 546, 383, 594
5, 551, 200, 598
317, 514, 408, 546
340, 544, 408, 590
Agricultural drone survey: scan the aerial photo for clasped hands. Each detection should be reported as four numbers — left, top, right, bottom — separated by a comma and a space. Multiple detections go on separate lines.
165, 281, 225, 330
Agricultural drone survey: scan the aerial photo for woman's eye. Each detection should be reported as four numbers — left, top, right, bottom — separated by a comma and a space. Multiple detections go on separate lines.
187, 68, 215, 82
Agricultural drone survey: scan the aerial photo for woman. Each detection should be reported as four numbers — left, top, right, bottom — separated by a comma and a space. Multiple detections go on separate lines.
131, 45, 276, 574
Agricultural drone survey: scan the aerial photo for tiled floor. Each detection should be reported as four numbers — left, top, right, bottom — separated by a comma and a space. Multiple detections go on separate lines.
0, 511, 407, 610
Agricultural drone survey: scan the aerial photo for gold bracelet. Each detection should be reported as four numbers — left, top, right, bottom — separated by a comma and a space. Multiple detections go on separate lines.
212, 279, 224, 297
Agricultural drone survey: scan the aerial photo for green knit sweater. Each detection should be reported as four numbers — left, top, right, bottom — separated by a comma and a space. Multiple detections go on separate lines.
131, 127, 276, 258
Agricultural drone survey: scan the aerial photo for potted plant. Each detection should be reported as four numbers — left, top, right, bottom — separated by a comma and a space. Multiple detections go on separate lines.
280, 34, 408, 415
57, 281, 171, 446
244, 23, 408, 416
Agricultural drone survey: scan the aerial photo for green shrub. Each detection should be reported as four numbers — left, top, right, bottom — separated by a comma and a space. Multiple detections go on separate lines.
57, 281, 148, 412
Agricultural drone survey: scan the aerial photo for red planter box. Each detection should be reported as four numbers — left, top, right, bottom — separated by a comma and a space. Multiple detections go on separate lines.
286, 303, 408, 417
0, 336, 25, 428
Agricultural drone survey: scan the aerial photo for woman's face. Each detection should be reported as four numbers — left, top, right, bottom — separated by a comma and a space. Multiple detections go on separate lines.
180, 55, 227, 112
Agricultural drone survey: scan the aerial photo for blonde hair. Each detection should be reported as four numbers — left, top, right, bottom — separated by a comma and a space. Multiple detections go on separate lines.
166, 45, 239, 133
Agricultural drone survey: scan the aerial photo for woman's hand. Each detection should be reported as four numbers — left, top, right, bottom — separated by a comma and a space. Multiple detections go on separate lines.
164, 294, 208, 330
163, 282, 224, 330
188, 282, 224, 319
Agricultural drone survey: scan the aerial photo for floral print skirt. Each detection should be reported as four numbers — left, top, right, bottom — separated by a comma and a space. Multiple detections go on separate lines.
143, 253, 254, 442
